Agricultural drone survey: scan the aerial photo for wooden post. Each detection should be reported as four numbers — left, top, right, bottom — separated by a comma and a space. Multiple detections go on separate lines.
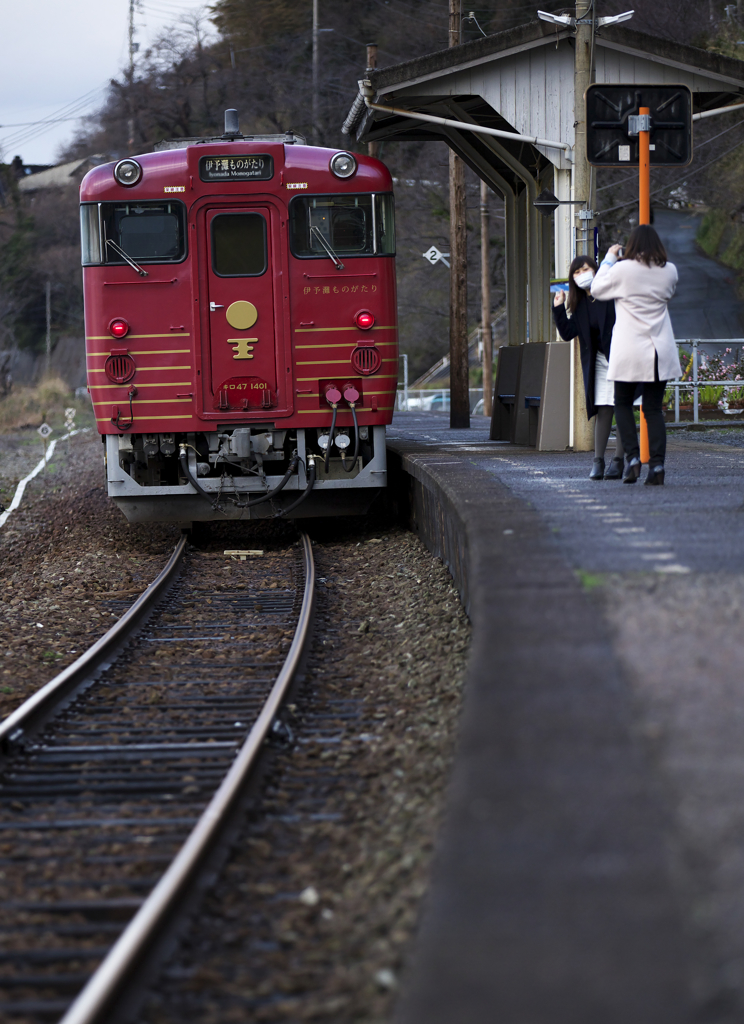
312, 0, 319, 143
449, 151, 469, 428
127, 0, 136, 151
572, 0, 594, 451
45, 281, 51, 378
366, 43, 379, 159
448, 0, 469, 428
480, 180, 493, 416
639, 105, 651, 463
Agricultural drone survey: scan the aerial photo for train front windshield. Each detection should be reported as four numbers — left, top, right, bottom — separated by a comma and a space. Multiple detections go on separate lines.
80, 201, 187, 265
289, 194, 395, 258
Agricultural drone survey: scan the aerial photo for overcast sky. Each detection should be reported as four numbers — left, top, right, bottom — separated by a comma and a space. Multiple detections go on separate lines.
0, 0, 215, 166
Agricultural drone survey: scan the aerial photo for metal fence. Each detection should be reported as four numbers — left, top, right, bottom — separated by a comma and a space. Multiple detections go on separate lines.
669, 339, 744, 424
395, 340, 744, 423
395, 387, 485, 413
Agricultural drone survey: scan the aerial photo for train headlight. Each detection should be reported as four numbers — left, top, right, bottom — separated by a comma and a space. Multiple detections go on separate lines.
334, 433, 351, 450
114, 159, 143, 187
330, 152, 357, 179
318, 433, 331, 450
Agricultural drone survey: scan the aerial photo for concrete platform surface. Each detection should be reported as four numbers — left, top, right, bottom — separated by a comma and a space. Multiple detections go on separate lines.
388, 412, 744, 1024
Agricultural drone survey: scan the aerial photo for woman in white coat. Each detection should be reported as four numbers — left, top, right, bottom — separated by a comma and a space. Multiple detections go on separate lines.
591, 225, 680, 485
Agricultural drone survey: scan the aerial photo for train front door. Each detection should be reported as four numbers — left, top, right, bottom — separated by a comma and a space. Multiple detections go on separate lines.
204, 206, 284, 415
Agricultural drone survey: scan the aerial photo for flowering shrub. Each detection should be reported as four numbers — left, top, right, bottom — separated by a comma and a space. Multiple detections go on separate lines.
670, 347, 744, 409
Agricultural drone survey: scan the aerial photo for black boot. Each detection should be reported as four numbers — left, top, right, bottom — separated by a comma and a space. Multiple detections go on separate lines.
589, 457, 605, 480
644, 464, 665, 486
622, 457, 641, 484
604, 457, 624, 480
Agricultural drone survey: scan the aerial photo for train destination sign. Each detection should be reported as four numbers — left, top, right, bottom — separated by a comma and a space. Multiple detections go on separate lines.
199, 154, 274, 182
586, 84, 692, 167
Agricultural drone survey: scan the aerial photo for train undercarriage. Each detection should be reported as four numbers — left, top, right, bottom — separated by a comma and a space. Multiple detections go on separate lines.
105, 424, 387, 522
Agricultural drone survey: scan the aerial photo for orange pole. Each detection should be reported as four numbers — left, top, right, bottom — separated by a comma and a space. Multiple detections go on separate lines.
639, 106, 650, 464
638, 107, 650, 226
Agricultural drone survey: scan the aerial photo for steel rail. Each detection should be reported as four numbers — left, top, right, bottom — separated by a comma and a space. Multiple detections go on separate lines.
0, 534, 188, 754
59, 531, 316, 1024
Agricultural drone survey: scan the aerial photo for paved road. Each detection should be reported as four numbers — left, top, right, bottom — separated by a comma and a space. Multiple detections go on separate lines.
654, 207, 744, 340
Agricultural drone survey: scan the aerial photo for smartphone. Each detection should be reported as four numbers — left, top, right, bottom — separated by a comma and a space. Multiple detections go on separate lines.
618, 247, 625, 258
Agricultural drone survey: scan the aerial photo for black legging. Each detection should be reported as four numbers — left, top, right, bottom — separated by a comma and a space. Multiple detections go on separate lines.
613, 354, 667, 468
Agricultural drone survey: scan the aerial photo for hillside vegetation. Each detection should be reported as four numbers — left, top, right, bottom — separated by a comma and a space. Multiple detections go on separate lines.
0, 0, 738, 379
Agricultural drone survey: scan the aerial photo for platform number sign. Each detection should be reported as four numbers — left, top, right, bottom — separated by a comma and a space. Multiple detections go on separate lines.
586, 84, 692, 167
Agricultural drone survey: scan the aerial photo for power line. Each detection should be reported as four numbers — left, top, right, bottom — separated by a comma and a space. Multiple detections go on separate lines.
597, 117, 744, 193
600, 134, 744, 216
0, 85, 107, 152
0, 118, 83, 129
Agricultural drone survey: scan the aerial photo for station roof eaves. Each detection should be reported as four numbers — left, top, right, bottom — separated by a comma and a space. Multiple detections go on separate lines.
17, 156, 106, 193
364, 20, 744, 99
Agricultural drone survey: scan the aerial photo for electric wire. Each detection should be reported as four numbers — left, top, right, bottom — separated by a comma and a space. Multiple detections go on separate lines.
275, 460, 317, 517
178, 446, 224, 512
599, 133, 744, 216
342, 405, 361, 473
0, 85, 107, 152
324, 404, 338, 472
229, 453, 300, 508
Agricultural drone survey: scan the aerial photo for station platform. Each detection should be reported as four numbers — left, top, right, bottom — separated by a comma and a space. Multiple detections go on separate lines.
387, 411, 744, 1024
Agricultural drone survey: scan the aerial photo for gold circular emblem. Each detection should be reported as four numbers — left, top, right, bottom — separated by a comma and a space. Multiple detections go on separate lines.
225, 300, 258, 330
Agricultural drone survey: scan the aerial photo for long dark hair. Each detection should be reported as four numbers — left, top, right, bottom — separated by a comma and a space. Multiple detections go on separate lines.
567, 255, 598, 313
624, 224, 667, 267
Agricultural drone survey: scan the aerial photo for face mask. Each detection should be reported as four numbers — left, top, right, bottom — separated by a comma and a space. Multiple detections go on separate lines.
574, 270, 594, 290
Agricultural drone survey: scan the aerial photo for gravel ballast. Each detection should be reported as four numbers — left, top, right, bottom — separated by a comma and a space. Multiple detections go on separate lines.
138, 524, 470, 1024
0, 430, 180, 721
0, 426, 471, 1023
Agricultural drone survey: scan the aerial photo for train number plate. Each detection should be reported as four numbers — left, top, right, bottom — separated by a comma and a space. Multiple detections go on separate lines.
213, 376, 274, 411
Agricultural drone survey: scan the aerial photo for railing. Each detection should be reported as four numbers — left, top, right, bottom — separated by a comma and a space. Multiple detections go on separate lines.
395, 341, 744, 423
669, 339, 744, 424
396, 387, 485, 413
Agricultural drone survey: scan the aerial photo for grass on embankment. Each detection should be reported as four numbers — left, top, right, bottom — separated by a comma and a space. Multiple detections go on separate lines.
697, 209, 744, 293
0, 377, 94, 434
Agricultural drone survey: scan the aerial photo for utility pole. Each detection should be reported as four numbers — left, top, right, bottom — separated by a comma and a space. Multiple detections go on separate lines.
448, 0, 469, 428
573, 0, 593, 258
572, 0, 594, 450
366, 43, 379, 159
127, 0, 136, 151
312, 0, 319, 143
480, 180, 493, 417
45, 281, 51, 378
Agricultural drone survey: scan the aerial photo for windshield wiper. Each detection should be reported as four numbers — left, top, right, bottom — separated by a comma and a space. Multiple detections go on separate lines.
105, 238, 149, 277
310, 225, 345, 271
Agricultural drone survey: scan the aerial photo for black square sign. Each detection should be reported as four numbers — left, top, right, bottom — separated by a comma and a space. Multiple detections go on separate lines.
586, 84, 692, 167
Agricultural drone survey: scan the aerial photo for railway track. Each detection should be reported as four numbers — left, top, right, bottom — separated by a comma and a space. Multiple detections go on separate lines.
0, 531, 315, 1024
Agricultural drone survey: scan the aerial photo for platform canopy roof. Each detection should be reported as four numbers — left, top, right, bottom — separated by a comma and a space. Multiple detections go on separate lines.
346, 20, 744, 176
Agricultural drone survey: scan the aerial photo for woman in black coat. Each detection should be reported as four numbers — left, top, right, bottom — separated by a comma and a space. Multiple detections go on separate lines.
553, 254, 623, 480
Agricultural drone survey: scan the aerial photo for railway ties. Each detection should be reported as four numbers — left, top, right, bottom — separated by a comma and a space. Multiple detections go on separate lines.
0, 536, 314, 1023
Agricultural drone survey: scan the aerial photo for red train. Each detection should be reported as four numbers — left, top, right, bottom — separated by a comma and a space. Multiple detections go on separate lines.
79, 110, 397, 522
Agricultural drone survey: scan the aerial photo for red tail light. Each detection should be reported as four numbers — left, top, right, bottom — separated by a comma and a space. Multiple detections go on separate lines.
109, 318, 130, 339
354, 310, 375, 330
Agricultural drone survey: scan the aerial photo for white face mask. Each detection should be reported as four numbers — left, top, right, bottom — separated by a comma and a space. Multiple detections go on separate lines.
574, 270, 595, 291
